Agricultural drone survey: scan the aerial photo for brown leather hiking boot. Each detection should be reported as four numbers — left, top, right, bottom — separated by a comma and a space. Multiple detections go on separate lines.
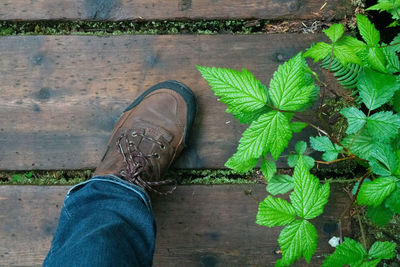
94, 81, 196, 194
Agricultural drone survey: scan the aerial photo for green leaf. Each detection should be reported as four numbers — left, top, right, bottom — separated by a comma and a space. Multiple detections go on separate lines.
277, 220, 318, 266
269, 53, 317, 111
256, 196, 296, 227
357, 14, 380, 46
358, 259, 381, 267
225, 152, 258, 173
266, 175, 294, 195
303, 42, 332, 62
235, 111, 292, 161
357, 68, 400, 110
367, 111, 400, 141
334, 44, 362, 65
340, 107, 367, 134
384, 46, 400, 74
367, 0, 400, 20
323, 24, 345, 43
367, 204, 394, 226
369, 143, 399, 176
288, 154, 315, 169
357, 176, 397, 206
290, 159, 330, 219
336, 35, 367, 53
393, 91, 400, 114
197, 66, 267, 113
290, 121, 308, 133
322, 238, 367, 267
310, 136, 342, 161
390, 33, 400, 53
227, 105, 271, 124
261, 158, 276, 181
341, 129, 375, 160
385, 182, 400, 214
368, 241, 396, 260
295, 141, 307, 154
367, 47, 387, 73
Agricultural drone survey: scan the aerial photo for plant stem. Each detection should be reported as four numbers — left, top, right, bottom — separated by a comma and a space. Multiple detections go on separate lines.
354, 171, 371, 200
322, 177, 360, 183
315, 155, 355, 165
357, 208, 368, 250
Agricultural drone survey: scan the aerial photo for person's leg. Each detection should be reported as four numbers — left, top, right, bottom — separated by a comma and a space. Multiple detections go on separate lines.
44, 175, 155, 267
44, 81, 196, 266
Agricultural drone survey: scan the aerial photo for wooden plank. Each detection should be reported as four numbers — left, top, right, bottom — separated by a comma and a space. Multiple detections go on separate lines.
0, 184, 351, 266
0, 34, 342, 170
0, 0, 352, 21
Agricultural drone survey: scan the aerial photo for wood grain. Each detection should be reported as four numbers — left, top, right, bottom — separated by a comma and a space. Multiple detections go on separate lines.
0, 34, 342, 170
0, 0, 352, 21
0, 184, 351, 266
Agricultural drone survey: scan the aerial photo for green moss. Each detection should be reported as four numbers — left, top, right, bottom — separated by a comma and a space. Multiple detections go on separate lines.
0, 168, 260, 185
0, 20, 269, 36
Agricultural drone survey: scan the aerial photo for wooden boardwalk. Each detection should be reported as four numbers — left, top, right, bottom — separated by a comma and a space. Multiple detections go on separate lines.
0, 185, 350, 266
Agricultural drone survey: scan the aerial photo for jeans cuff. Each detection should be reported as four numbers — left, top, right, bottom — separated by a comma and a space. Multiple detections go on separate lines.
67, 175, 152, 212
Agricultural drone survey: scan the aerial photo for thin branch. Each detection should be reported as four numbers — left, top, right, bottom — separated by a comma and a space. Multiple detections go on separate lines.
315, 155, 355, 165
357, 208, 368, 250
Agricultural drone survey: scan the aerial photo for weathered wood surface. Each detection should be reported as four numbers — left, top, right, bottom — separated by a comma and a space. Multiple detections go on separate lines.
0, 0, 352, 21
0, 34, 342, 170
0, 184, 350, 266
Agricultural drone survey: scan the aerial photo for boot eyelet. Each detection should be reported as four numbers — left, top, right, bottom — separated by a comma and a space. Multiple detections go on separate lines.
131, 131, 137, 137
154, 153, 160, 159
160, 144, 166, 150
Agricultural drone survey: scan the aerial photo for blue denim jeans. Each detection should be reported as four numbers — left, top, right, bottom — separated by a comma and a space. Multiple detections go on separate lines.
44, 175, 156, 267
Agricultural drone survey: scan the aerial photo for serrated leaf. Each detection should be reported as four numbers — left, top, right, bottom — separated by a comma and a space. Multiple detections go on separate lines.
336, 35, 367, 53
334, 44, 362, 65
256, 196, 296, 227
269, 53, 317, 111
385, 182, 400, 214
322, 238, 367, 267
368, 241, 396, 260
290, 159, 330, 219
357, 68, 400, 110
310, 136, 342, 161
267, 175, 294, 195
369, 143, 398, 176
295, 141, 307, 154
225, 151, 258, 173
357, 176, 397, 206
236, 110, 292, 161
341, 129, 375, 160
261, 158, 276, 181
197, 66, 267, 113
227, 105, 271, 124
367, 204, 394, 226
367, 0, 400, 20
290, 121, 308, 133
340, 107, 367, 134
277, 220, 317, 266
323, 24, 345, 43
390, 33, 400, 53
367, 47, 387, 73
358, 259, 381, 267
367, 111, 400, 141
288, 154, 314, 169
357, 14, 380, 46
303, 42, 332, 62
384, 46, 400, 74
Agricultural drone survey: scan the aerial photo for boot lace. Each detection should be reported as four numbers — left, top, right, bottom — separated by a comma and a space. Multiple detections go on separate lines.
116, 131, 176, 195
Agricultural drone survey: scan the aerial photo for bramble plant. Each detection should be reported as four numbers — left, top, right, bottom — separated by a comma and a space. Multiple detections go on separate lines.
198, 4, 400, 266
